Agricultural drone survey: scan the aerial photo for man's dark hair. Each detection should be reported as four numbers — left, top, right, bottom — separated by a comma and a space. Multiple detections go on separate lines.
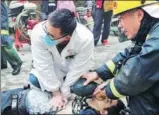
48, 9, 77, 36
78, 100, 126, 115
107, 100, 126, 115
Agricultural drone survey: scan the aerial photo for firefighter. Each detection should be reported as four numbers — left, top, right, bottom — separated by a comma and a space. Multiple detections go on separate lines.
82, 1, 159, 115
1, 0, 23, 75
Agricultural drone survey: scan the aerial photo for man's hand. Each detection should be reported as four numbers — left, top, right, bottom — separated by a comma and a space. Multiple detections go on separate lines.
50, 90, 68, 111
93, 82, 108, 100
82, 72, 99, 86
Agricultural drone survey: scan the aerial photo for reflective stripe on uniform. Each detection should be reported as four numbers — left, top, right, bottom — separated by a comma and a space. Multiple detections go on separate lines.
106, 60, 116, 75
1, 30, 9, 35
146, 34, 149, 40
110, 79, 125, 98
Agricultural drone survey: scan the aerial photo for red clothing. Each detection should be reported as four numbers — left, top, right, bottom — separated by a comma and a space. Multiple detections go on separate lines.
19, 0, 27, 3
96, 0, 104, 9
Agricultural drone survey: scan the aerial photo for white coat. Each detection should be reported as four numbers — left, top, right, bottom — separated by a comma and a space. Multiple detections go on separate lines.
30, 22, 94, 97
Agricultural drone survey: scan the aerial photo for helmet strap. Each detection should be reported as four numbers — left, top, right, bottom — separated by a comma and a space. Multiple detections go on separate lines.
141, 0, 146, 4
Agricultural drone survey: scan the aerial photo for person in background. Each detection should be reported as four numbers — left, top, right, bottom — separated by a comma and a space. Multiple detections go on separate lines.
93, 0, 113, 46
1, 0, 23, 75
41, 0, 57, 19
41, 0, 49, 15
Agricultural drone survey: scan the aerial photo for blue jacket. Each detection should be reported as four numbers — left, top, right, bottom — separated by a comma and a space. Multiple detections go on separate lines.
1, 1, 9, 31
1, 1, 12, 46
95, 21, 159, 114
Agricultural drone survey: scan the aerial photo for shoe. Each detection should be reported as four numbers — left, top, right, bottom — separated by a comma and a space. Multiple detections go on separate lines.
12, 62, 22, 75
102, 40, 109, 46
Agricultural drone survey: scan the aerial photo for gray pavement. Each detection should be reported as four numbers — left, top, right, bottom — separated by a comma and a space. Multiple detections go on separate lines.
1, 36, 132, 114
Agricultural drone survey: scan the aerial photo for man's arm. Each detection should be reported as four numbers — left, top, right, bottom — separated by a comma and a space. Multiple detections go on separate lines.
95, 47, 131, 81
61, 36, 94, 98
105, 37, 159, 99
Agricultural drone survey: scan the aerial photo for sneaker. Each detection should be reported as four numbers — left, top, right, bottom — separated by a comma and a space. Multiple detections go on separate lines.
12, 62, 22, 75
1, 64, 7, 69
102, 40, 109, 46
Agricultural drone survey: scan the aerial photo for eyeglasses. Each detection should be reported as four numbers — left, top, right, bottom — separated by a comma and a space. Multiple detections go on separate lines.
42, 21, 69, 40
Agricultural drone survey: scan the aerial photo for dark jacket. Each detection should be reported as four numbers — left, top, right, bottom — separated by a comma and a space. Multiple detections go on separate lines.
1, 1, 9, 31
1, 1, 12, 46
95, 17, 159, 114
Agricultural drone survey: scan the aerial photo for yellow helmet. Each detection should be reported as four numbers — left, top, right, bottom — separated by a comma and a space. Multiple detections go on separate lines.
113, 1, 159, 18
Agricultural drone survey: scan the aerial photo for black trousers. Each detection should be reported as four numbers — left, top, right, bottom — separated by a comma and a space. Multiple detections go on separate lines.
93, 8, 113, 45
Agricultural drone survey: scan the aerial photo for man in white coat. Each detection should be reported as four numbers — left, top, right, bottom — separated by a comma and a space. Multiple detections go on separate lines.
29, 9, 94, 112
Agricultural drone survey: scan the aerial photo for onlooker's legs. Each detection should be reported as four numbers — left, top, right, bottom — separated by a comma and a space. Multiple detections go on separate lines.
93, 8, 104, 46
1, 45, 22, 75
41, 0, 49, 14
101, 10, 113, 45
1, 53, 7, 69
91, 3, 96, 20
1, 1, 23, 75
41, 0, 49, 20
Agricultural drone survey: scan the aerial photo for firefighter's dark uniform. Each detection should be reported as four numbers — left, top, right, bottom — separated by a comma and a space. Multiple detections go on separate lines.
95, 12, 159, 114
1, 1, 22, 75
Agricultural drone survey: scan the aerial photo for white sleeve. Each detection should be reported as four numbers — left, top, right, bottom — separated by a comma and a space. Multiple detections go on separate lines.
31, 28, 61, 92
60, 37, 94, 98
